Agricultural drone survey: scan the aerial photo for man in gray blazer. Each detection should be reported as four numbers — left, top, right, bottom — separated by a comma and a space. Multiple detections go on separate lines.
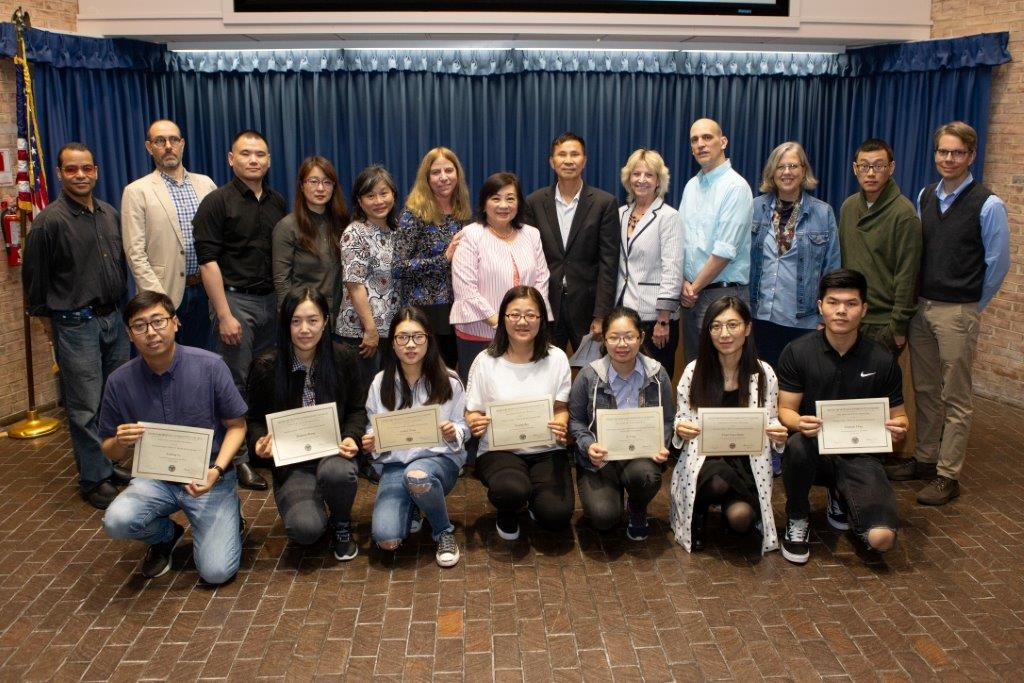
524, 132, 620, 350
121, 119, 218, 350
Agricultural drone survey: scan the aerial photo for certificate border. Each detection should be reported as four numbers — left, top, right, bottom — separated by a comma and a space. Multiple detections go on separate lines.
487, 396, 555, 450
596, 407, 665, 460
132, 421, 214, 484
696, 407, 767, 457
815, 397, 892, 455
267, 403, 343, 467
370, 404, 444, 451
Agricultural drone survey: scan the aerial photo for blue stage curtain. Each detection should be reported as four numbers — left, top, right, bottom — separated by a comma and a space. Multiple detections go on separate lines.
0, 24, 1009, 214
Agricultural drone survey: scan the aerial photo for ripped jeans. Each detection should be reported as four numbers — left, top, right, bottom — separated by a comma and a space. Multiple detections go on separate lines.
371, 456, 461, 545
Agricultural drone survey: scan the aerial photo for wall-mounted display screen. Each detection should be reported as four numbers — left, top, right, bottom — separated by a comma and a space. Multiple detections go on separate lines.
234, 0, 789, 16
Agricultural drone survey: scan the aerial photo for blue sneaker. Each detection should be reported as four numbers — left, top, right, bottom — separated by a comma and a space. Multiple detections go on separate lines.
626, 500, 649, 541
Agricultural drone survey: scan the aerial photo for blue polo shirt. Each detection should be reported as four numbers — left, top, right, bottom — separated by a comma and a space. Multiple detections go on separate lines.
99, 345, 247, 463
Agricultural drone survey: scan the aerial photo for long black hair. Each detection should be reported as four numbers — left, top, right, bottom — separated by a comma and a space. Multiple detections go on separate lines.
487, 286, 551, 362
274, 287, 338, 410
688, 296, 765, 409
380, 306, 455, 410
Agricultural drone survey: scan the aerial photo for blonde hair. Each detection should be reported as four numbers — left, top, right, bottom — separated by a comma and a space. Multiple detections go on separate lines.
759, 141, 819, 194
620, 149, 670, 203
405, 147, 471, 225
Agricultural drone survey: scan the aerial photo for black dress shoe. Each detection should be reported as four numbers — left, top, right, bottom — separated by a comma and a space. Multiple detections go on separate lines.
109, 463, 132, 486
236, 463, 268, 491
691, 511, 707, 552
82, 481, 119, 510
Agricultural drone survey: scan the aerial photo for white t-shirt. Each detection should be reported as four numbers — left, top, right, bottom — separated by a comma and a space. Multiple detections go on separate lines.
465, 346, 572, 455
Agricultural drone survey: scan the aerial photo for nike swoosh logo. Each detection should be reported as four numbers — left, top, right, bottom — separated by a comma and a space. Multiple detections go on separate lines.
860, 372, 876, 378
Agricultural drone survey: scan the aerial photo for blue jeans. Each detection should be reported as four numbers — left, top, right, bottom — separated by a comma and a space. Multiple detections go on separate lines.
52, 309, 130, 492
102, 470, 242, 585
176, 283, 215, 351
372, 457, 460, 544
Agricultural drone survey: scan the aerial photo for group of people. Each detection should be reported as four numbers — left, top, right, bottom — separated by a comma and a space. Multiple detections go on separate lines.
20, 114, 1009, 585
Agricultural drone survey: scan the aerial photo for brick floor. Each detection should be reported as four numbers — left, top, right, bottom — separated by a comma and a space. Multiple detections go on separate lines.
1, 397, 1023, 681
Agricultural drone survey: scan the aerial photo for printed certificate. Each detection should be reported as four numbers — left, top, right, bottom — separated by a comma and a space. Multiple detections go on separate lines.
597, 407, 664, 460
487, 396, 555, 450
267, 403, 342, 467
132, 421, 213, 484
697, 408, 767, 456
816, 398, 892, 454
370, 404, 443, 451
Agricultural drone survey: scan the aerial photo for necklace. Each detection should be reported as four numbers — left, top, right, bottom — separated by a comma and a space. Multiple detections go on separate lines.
489, 225, 516, 241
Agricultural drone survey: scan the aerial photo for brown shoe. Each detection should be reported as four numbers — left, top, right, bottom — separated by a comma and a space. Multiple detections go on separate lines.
916, 476, 960, 506
885, 459, 937, 481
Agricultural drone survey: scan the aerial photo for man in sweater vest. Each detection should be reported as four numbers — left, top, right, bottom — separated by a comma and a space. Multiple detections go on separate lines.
886, 122, 1010, 505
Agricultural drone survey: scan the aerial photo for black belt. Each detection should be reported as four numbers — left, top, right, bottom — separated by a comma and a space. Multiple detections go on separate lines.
704, 281, 744, 291
225, 285, 273, 296
185, 273, 203, 287
55, 303, 117, 319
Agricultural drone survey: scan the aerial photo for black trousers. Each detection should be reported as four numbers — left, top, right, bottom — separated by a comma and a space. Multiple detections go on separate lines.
576, 459, 663, 531
475, 449, 575, 529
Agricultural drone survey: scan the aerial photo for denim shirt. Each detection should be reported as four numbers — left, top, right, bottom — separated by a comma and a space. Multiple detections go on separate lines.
749, 192, 840, 323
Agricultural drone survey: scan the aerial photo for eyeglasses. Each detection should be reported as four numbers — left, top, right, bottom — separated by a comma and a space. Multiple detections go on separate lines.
304, 178, 335, 189
935, 148, 970, 160
149, 136, 182, 147
505, 312, 541, 323
61, 164, 96, 175
394, 332, 428, 346
709, 321, 745, 335
854, 162, 891, 174
128, 316, 173, 335
776, 163, 803, 172
606, 334, 640, 346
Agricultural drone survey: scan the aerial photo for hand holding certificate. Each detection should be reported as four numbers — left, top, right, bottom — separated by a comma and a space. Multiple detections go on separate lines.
487, 396, 555, 450
132, 421, 214, 484
266, 403, 343, 467
697, 408, 767, 456
596, 407, 664, 460
815, 398, 892, 454
369, 405, 443, 452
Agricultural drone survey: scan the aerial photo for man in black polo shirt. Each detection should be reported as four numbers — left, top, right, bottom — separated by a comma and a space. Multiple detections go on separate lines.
776, 268, 909, 564
22, 142, 131, 509
193, 130, 286, 490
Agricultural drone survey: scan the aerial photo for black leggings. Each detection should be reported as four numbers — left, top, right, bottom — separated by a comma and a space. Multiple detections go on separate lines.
474, 449, 575, 530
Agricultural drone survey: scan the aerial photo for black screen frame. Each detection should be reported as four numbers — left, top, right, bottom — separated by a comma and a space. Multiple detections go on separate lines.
234, 0, 790, 16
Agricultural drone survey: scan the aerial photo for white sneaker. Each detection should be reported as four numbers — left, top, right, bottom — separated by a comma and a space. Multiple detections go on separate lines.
435, 531, 460, 567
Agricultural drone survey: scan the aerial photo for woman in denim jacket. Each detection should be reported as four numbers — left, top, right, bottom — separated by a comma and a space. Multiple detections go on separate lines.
568, 307, 674, 541
749, 142, 840, 367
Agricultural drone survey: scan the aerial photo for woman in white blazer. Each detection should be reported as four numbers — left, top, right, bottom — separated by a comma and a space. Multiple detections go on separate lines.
615, 149, 683, 376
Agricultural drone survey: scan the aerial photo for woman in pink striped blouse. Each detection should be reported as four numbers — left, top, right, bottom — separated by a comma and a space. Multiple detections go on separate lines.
450, 172, 552, 381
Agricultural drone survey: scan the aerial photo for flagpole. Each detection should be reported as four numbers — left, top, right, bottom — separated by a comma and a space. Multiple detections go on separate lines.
8, 7, 59, 440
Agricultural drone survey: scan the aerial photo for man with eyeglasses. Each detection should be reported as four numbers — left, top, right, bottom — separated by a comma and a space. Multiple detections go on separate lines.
192, 129, 287, 490
100, 290, 247, 583
22, 142, 132, 510
885, 121, 1010, 505
838, 138, 922, 356
121, 119, 218, 350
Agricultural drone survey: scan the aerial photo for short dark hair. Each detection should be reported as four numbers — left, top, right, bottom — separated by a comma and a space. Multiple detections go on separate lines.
231, 129, 268, 149
123, 290, 176, 325
475, 172, 526, 230
349, 164, 400, 229
550, 132, 586, 156
487, 286, 552, 362
855, 138, 894, 163
818, 268, 868, 302
57, 142, 93, 167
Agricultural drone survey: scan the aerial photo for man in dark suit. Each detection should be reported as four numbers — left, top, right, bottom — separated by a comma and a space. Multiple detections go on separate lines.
524, 132, 620, 350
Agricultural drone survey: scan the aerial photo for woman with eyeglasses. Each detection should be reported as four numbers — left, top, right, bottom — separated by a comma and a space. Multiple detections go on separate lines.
568, 306, 673, 540
669, 297, 788, 554
363, 307, 468, 567
272, 156, 349, 315
247, 287, 367, 561
393, 148, 472, 370
450, 172, 551, 382
465, 286, 573, 540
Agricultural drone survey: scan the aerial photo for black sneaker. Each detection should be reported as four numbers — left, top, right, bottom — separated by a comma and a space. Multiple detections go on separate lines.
496, 513, 520, 541
333, 523, 358, 562
625, 500, 649, 541
781, 517, 810, 565
825, 488, 850, 531
435, 530, 460, 567
409, 507, 423, 535
141, 521, 185, 578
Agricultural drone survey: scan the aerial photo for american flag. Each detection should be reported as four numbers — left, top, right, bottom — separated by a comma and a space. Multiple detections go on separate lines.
14, 49, 48, 217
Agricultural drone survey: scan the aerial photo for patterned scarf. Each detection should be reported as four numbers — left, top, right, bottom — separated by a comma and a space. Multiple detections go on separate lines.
773, 198, 800, 255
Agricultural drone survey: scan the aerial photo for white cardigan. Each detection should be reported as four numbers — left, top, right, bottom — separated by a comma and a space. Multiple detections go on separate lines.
669, 359, 783, 555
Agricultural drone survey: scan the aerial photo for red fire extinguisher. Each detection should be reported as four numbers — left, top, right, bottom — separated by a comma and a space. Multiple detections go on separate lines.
2, 198, 21, 267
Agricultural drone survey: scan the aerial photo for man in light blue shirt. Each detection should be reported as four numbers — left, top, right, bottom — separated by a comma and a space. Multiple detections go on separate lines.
679, 118, 754, 364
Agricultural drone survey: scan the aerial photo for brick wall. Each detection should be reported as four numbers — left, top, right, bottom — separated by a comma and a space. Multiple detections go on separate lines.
932, 1, 1024, 407
0, 2, 77, 423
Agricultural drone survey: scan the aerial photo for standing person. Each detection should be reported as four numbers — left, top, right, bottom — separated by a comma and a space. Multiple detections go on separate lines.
393, 147, 472, 369
679, 118, 754, 365
272, 156, 348, 315
669, 297, 786, 554
193, 129, 288, 491
335, 165, 402, 391
749, 141, 840, 366
247, 287, 365, 561
22, 142, 131, 509
465, 286, 573, 540
888, 122, 1011, 505
838, 138, 922, 356
614, 149, 683, 376
524, 132, 620, 350
568, 307, 672, 540
100, 291, 246, 584
364, 307, 469, 567
121, 118, 218, 350
450, 172, 552, 382
777, 269, 909, 565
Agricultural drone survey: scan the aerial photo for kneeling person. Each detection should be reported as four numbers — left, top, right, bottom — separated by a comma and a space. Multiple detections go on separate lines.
777, 269, 908, 564
101, 291, 247, 584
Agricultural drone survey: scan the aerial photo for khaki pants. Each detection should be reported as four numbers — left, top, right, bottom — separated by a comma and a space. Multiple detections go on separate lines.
908, 298, 981, 480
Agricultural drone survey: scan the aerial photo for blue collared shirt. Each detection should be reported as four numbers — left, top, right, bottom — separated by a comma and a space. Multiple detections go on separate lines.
607, 357, 645, 409
916, 173, 1010, 309
680, 159, 754, 285
99, 345, 248, 464
160, 171, 202, 276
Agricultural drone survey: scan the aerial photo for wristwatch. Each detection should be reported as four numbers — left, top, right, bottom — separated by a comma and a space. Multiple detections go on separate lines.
211, 464, 225, 477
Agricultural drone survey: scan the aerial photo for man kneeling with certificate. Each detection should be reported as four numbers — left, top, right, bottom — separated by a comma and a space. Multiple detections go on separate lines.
777, 269, 909, 565
100, 291, 247, 583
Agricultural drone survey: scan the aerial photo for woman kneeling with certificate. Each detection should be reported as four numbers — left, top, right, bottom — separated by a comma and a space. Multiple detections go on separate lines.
670, 297, 788, 554
363, 307, 468, 567
247, 288, 367, 561
568, 307, 672, 541
465, 286, 574, 541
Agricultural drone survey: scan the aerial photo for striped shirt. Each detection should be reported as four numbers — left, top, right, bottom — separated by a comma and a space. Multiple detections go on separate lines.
160, 171, 202, 276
